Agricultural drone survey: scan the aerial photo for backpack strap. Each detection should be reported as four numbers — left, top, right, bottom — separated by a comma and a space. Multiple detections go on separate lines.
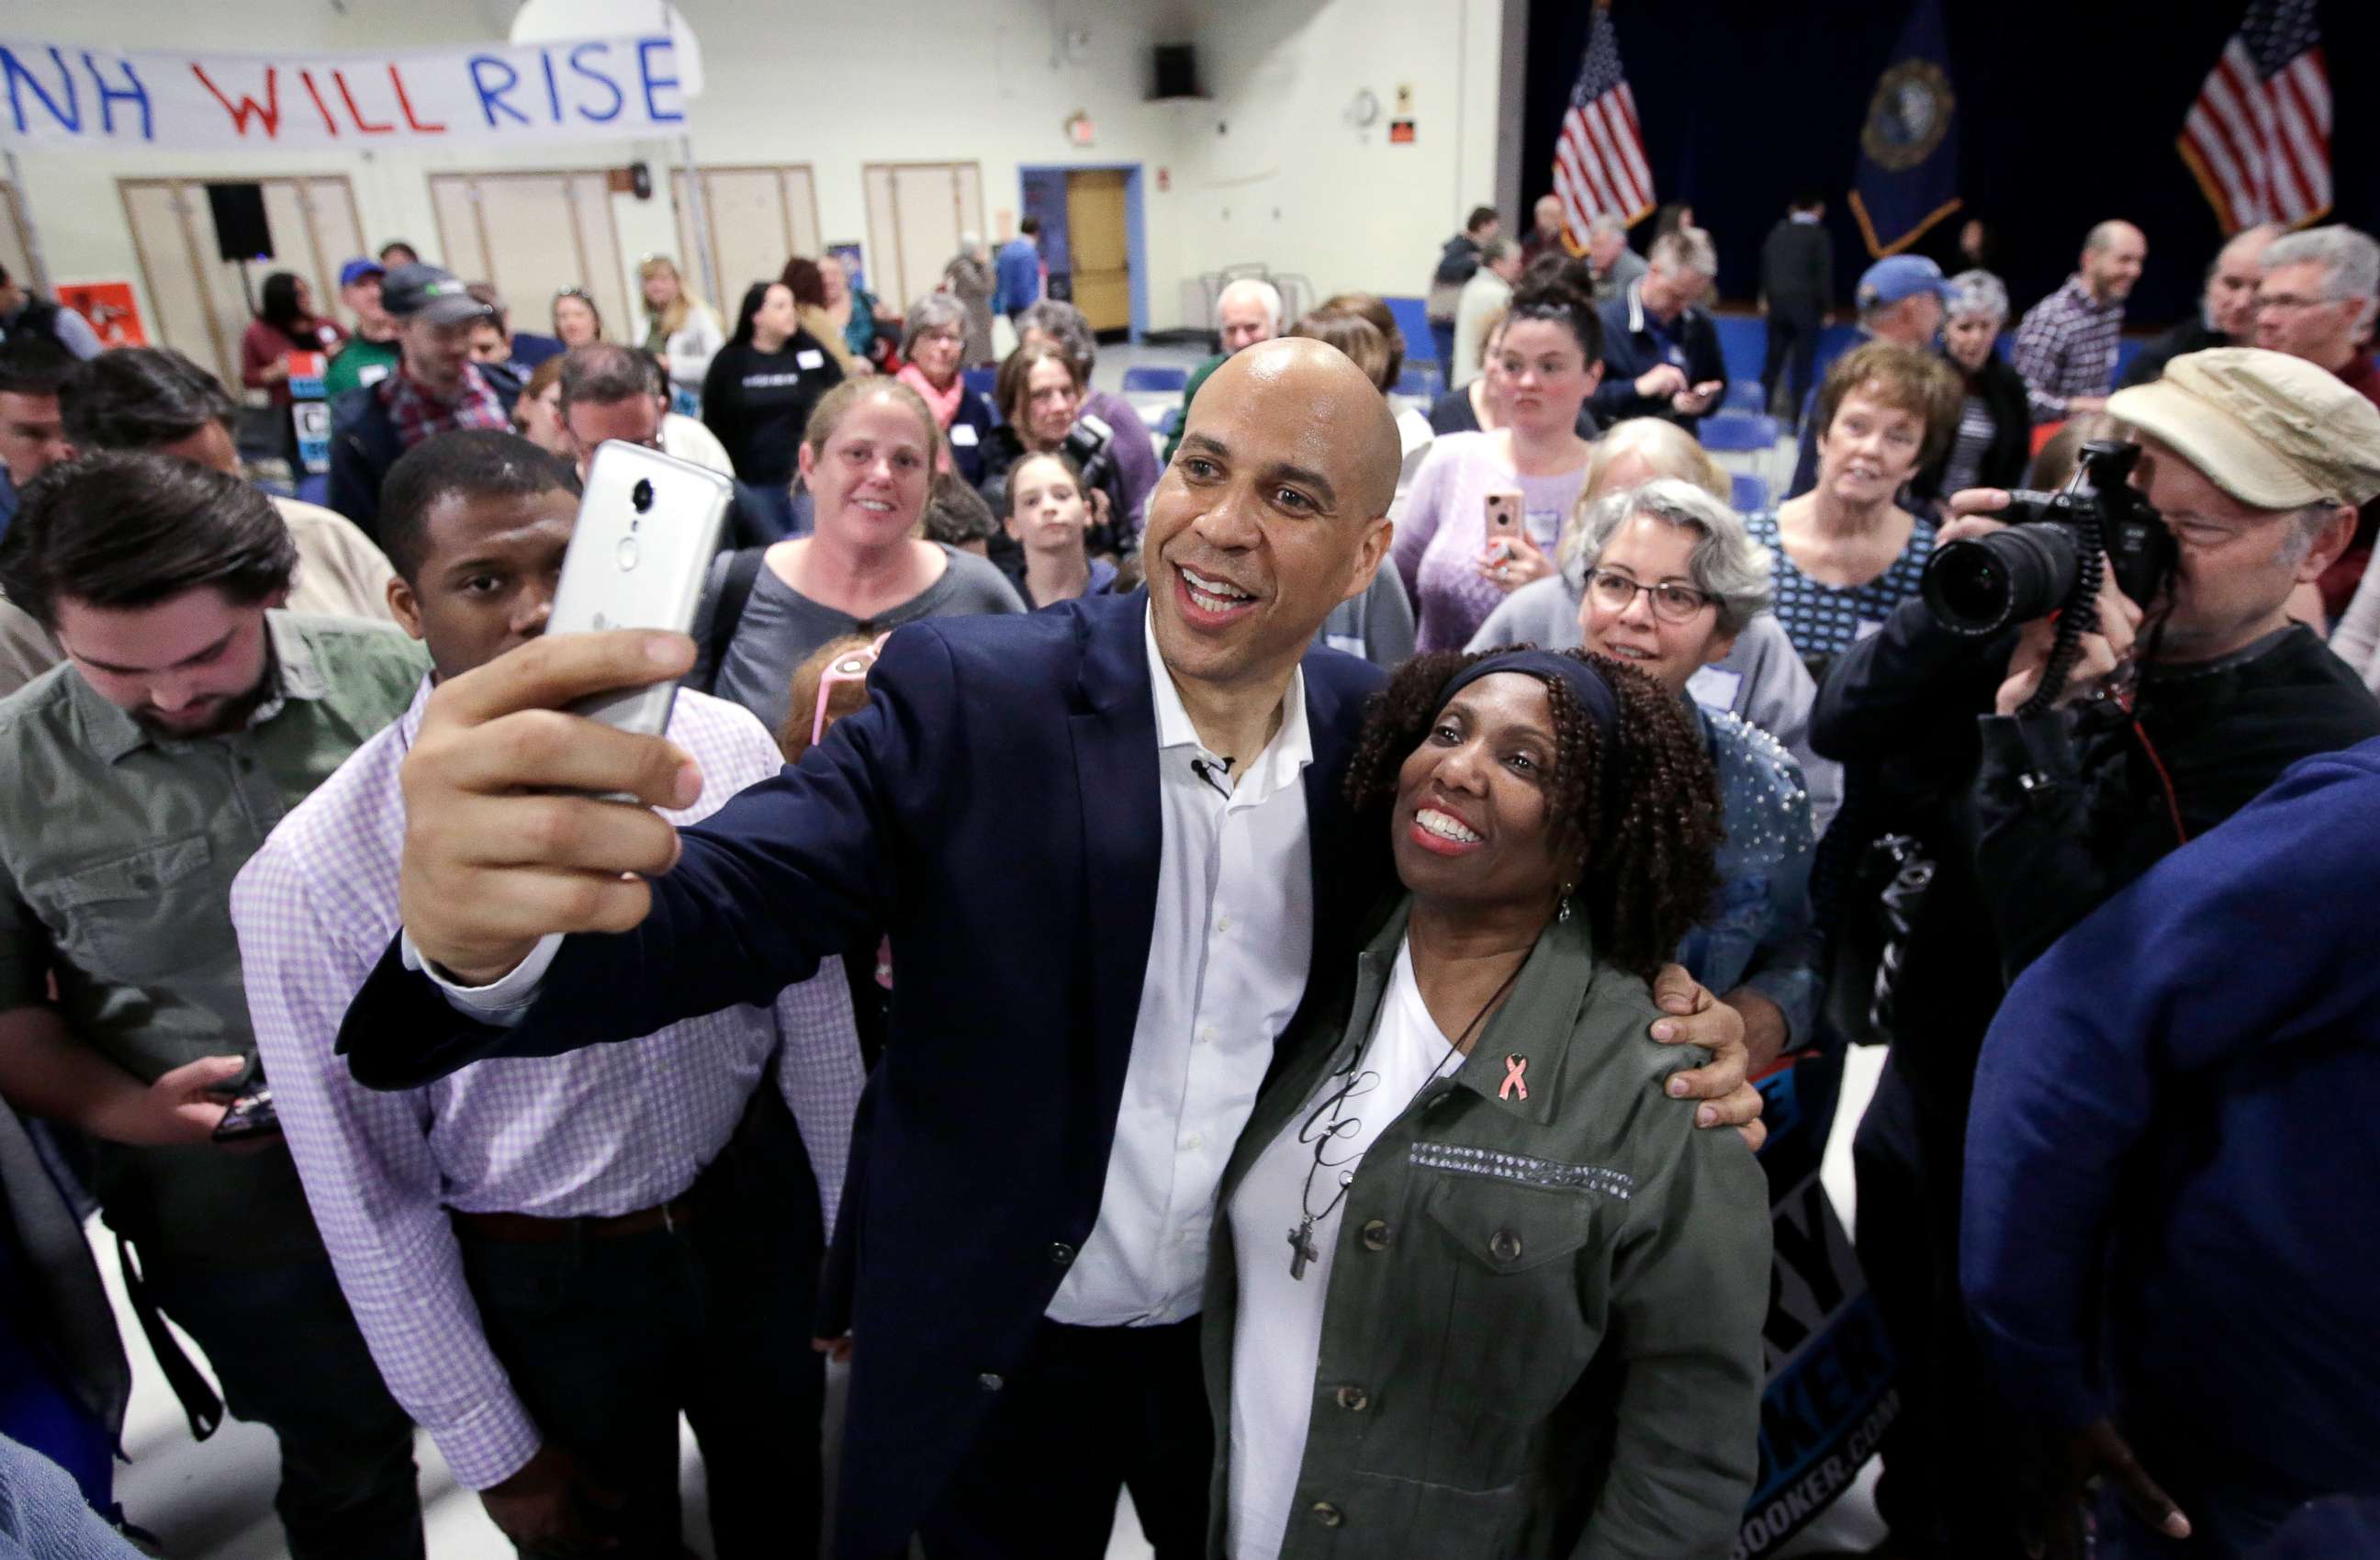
702, 546, 768, 695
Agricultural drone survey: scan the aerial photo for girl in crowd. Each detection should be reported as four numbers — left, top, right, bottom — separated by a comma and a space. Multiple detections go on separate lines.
895, 293, 999, 485
1209, 646, 1769, 1560
977, 341, 1129, 561
1571, 478, 1818, 1072
511, 357, 570, 460
1926, 269, 2032, 499
943, 233, 998, 366
551, 287, 604, 349
638, 255, 725, 410
1001, 451, 1117, 609
695, 376, 1022, 735
779, 631, 895, 1068
702, 279, 848, 492
1016, 300, 1160, 534
780, 259, 866, 376
1395, 281, 1606, 650
818, 254, 882, 369
1748, 340, 1960, 678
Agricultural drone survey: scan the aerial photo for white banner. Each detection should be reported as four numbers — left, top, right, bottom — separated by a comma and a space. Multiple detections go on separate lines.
0, 34, 690, 152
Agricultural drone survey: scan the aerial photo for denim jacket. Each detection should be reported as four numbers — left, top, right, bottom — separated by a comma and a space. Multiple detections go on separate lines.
1675, 702, 1820, 1048
1201, 902, 1770, 1559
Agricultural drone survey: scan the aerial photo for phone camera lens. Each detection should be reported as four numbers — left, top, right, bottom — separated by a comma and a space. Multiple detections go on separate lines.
632, 478, 656, 514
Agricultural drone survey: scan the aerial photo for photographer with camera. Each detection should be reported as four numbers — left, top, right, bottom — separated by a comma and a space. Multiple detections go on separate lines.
1809, 346, 2380, 1560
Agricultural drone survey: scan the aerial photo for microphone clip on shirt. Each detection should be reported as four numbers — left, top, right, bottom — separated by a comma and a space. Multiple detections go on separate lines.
1190, 754, 1236, 798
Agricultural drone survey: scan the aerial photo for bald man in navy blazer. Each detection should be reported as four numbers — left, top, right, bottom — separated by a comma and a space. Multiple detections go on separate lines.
339, 342, 1761, 1558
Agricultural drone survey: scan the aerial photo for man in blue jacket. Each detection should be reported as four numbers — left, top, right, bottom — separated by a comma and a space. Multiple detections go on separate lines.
335, 339, 1762, 1559
1963, 739, 2380, 1558
994, 219, 1043, 324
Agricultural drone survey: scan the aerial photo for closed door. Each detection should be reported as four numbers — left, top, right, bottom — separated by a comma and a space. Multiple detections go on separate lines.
118, 175, 364, 387
671, 164, 818, 310
428, 171, 627, 345
863, 163, 984, 315
1065, 171, 1129, 334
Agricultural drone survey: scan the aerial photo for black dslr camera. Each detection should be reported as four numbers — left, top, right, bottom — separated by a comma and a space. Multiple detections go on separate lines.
1921, 441, 2178, 639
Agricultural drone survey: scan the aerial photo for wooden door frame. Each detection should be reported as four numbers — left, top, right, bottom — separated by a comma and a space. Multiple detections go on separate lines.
1016, 163, 1145, 342
425, 166, 627, 330
672, 162, 822, 289
117, 173, 363, 387
863, 160, 983, 315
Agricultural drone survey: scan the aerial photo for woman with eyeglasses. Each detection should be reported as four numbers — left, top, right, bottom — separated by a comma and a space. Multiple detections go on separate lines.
1206, 645, 1769, 1560
551, 287, 604, 349
894, 292, 998, 484
1571, 478, 1818, 1079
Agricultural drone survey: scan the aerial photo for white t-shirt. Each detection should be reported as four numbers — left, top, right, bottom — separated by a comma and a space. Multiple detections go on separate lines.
1225, 937, 1455, 1560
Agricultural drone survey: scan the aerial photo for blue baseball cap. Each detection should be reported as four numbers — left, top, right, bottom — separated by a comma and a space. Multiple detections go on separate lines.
1856, 254, 1951, 310
338, 257, 385, 289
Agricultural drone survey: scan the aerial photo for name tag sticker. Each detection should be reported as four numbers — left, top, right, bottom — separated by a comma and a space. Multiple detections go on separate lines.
949, 422, 979, 447
1324, 634, 1365, 657
1686, 665, 1743, 713
796, 350, 825, 369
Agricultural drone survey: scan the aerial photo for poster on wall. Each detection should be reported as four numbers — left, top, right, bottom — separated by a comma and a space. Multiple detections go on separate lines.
0, 34, 691, 153
55, 281, 144, 348
825, 241, 866, 298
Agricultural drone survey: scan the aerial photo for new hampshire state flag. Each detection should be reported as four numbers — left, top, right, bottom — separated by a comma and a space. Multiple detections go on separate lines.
1848, 0, 1962, 258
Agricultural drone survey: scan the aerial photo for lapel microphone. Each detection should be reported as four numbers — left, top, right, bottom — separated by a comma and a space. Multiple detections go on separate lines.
1190, 755, 1235, 797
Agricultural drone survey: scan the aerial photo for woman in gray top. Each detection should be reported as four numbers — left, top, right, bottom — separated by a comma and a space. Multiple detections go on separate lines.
695, 377, 1024, 735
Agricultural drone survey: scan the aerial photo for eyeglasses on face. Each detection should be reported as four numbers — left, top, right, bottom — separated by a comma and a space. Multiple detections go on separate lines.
1586, 567, 1713, 622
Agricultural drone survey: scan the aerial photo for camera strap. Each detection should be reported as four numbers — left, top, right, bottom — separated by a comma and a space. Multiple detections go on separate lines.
114, 1234, 223, 1442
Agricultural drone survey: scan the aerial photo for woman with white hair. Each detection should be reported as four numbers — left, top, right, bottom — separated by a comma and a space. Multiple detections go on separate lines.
896, 292, 998, 483
943, 233, 996, 365
1566, 477, 1819, 1077
1467, 420, 1837, 829
1926, 268, 2033, 499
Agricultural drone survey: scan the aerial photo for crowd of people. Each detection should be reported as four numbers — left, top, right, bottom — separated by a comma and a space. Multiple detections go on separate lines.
0, 187, 2373, 1560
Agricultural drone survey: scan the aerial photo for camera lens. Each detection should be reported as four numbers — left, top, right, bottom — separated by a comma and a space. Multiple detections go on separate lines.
1922, 525, 2080, 636
632, 478, 655, 514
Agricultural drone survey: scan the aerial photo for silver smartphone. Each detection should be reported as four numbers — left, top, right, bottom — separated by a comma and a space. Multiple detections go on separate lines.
546, 441, 732, 738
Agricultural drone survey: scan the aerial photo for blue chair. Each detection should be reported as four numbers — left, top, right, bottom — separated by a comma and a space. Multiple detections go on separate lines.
1120, 365, 1188, 395
1723, 379, 1768, 414
1729, 472, 1769, 514
1394, 363, 1443, 400
962, 367, 997, 398
1159, 406, 1184, 439
1698, 413, 1780, 453
1385, 296, 1436, 363
297, 473, 330, 509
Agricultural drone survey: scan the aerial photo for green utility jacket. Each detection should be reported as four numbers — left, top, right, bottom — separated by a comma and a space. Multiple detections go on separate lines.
1201, 902, 1770, 1560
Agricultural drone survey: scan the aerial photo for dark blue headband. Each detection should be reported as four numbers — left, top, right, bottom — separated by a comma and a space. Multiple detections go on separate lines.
1436, 650, 1621, 752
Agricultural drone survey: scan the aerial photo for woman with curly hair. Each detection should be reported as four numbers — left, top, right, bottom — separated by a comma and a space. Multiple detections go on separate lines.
1205, 646, 1771, 1560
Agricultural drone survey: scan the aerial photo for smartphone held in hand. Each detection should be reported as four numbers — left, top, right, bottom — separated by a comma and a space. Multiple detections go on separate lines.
545, 442, 732, 739
1484, 489, 1523, 562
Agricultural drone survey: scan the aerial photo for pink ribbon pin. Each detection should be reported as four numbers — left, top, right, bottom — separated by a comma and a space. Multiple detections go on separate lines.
1499, 1053, 1529, 1101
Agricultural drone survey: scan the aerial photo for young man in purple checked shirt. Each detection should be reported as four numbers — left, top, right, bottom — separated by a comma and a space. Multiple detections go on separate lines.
233, 430, 865, 1558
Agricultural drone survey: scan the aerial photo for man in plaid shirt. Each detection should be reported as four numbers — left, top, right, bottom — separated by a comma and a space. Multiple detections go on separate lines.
2012, 220, 2149, 423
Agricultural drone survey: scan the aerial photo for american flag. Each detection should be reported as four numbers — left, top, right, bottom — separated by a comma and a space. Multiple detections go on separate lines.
1552, 2, 1655, 249
2177, 0, 2331, 233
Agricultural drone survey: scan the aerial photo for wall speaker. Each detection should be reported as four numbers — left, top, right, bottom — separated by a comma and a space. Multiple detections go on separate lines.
206, 183, 273, 263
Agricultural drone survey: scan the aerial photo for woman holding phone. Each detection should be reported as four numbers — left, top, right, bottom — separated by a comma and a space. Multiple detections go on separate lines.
1393, 281, 1606, 650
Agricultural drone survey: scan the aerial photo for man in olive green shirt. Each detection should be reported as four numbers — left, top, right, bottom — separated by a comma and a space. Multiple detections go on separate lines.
0, 452, 429, 1558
